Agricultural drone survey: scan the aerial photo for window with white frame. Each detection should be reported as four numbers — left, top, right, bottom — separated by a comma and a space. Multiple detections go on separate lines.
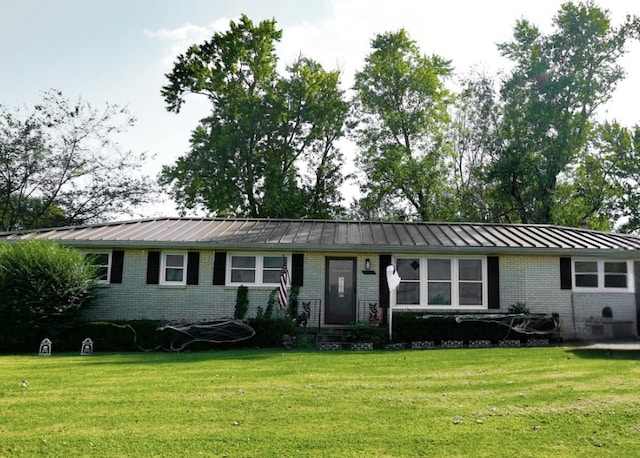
396, 256, 486, 308
87, 252, 111, 283
161, 252, 186, 285
229, 254, 289, 286
573, 259, 630, 290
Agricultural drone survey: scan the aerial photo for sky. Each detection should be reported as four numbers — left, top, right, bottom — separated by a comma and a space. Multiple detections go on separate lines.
1, 0, 639, 218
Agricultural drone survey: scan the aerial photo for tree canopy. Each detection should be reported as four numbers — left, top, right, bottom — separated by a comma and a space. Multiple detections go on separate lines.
485, 1, 639, 226
0, 90, 156, 231
156, 3, 640, 232
351, 29, 455, 221
160, 15, 350, 219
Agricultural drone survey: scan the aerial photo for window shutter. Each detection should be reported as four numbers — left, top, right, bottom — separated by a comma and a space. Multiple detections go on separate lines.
291, 253, 304, 287
487, 256, 500, 309
379, 254, 392, 309
186, 252, 200, 285
213, 252, 227, 285
146, 251, 160, 285
110, 250, 124, 284
560, 257, 572, 290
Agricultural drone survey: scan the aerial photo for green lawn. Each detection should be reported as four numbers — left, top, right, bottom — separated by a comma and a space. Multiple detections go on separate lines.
1, 346, 639, 457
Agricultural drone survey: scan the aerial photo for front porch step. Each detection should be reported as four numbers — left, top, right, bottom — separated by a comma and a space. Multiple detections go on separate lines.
315, 328, 350, 350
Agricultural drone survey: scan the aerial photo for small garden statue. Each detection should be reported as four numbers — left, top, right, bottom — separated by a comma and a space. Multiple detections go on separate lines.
80, 338, 94, 356
368, 302, 381, 327
282, 334, 295, 350
39, 338, 52, 356
294, 301, 311, 328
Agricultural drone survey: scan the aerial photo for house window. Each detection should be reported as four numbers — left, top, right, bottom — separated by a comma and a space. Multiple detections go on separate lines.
574, 261, 598, 287
396, 257, 486, 308
605, 261, 627, 288
161, 252, 186, 285
87, 252, 111, 283
459, 259, 483, 305
573, 260, 630, 290
228, 254, 289, 286
397, 258, 420, 304
428, 259, 451, 305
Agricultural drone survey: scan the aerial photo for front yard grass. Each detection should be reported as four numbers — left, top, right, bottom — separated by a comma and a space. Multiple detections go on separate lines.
1, 346, 639, 457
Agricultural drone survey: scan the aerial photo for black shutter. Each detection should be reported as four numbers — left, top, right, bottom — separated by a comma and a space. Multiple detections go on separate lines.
110, 250, 124, 284
487, 256, 500, 309
213, 251, 227, 285
146, 251, 160, 285
379, 254, 392, 309
560, 257, 572, 290
291, 253, 304, 287
186, 252, 200, 285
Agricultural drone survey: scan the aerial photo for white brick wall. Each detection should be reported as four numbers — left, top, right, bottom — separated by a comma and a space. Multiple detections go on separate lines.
84, 250, 239, 321
84, 249, 637, 340
499, 255, 637, 340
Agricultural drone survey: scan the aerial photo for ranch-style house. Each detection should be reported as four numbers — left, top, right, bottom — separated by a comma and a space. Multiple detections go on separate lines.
2, 217, 640, 342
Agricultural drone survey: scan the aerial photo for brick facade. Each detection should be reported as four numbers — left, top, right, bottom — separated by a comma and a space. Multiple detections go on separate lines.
84, 249, 638, 341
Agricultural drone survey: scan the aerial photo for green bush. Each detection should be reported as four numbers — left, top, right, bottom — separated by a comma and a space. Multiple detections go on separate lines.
346, 321, 389, 348
234, 285, 249, 319
0, 240, 99, 353
245, 318, 297, 348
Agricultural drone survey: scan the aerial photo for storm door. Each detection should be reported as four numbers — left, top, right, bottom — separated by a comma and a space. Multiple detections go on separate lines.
325, 258, 356, 325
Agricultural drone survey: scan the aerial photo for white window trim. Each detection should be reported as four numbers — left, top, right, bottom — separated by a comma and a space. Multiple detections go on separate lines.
86, 251, 112, 284
227, 253, 290, 287
572, 259, 634, 292
393, 256, 488, 309
160, 251, 187, 286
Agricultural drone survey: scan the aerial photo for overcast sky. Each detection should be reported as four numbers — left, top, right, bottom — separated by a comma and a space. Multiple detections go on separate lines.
2, 0, 639, 218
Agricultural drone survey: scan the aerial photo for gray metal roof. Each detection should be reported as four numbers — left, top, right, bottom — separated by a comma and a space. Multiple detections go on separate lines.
1, 217, 640, 255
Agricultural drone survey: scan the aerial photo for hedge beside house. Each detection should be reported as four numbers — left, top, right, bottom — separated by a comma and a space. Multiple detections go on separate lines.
49, 318, 297, 353
392, 312, 556, 344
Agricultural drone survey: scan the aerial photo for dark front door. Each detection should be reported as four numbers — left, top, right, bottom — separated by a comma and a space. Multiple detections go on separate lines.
325, 258, 356, 325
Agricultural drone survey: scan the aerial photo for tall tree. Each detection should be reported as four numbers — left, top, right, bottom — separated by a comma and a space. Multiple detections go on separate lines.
160, 15, 349, 219
574, 122, 640, 233
451, 70, 507, 222
351, 29, 454, 221
0, 90, 155, 231
488, 1, 639, 224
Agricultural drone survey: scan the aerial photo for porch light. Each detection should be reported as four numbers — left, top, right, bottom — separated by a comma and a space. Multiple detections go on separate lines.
362, 258, 376, 275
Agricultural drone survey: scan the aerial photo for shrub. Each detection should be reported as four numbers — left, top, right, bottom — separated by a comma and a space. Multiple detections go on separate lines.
346, 321, 388, 348
234, 285, 249, 319
0, 240, 99, 353
508, 301, 530, 314
58, 320, 165, 352
392, 312, 532, 343
246, 317, 296, 347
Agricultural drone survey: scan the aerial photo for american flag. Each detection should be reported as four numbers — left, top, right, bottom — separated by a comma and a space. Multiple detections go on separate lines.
278, 256, 289, 309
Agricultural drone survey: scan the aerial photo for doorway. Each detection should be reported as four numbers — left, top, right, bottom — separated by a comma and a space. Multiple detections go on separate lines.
325, 257, 356, 325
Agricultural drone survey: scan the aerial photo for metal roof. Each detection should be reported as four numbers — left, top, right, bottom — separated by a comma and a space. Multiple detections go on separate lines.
1, 217, 640, 255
